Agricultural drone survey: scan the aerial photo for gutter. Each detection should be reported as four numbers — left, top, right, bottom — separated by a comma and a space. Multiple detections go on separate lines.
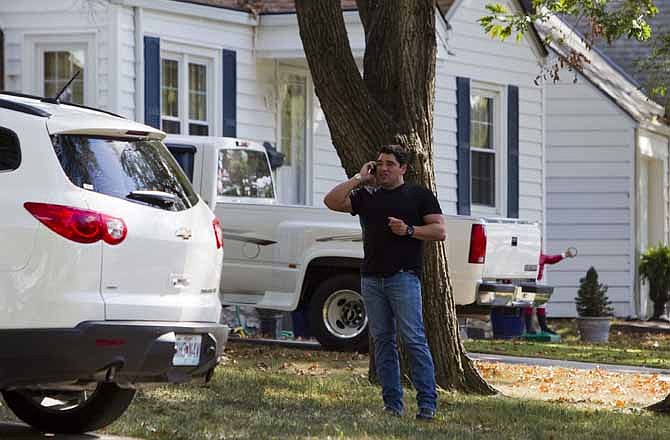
113, 0, 258, 26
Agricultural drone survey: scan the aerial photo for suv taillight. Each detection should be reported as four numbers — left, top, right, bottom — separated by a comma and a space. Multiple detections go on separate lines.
213, 218, 223, 249
468, 224, 487, 264
24, 202, 127, 245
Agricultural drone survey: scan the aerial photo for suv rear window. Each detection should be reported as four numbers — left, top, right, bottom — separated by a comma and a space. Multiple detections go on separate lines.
0, 127, 21, 171
217, 149, 274, 199
52, 135, 199, 211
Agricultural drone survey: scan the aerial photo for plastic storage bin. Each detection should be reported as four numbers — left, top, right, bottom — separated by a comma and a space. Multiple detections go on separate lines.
490, 307, 524, 339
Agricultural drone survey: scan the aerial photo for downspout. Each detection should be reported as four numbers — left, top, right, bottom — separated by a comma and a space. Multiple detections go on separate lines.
134, 6, 144, 123
632, 127, 640, 318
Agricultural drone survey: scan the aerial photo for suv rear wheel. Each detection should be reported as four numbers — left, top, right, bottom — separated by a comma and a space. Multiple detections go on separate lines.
2, 383, 136, 434
309, 274, 369, 352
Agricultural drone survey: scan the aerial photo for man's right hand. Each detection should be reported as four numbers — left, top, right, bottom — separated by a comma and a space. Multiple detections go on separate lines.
358, 161, 377, 184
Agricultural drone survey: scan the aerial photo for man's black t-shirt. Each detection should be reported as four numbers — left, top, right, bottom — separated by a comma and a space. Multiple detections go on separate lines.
350, 183, 442, 277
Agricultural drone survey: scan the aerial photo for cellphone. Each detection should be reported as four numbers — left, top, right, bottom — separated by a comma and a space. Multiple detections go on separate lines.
369, 163, 376, 175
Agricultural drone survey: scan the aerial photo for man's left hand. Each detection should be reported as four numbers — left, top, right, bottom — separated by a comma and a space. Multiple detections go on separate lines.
388, 217, 408, 236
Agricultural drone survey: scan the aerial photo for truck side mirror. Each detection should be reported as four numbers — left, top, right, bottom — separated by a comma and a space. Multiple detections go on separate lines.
263, 141, 285, 170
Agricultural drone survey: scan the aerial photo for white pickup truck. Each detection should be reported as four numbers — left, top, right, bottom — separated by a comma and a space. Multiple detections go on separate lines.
164, 135, 553, 351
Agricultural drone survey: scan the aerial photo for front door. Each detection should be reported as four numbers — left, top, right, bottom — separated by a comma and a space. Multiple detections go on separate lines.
276, 69, 309, 205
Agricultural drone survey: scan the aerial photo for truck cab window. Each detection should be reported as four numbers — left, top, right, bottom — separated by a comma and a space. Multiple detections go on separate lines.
217, 149, 275, 199
166, 144, 196, 182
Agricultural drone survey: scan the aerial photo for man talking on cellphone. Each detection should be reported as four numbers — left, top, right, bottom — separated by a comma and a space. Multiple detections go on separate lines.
323, 144, 446, 421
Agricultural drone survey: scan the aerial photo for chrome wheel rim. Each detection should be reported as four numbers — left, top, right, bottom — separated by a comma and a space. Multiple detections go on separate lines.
322, 289, 367, 339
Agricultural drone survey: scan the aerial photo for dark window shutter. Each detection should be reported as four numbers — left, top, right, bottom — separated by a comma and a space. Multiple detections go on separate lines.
507, 85, 519, 218
456, 77, 471, 216
144, 36, 160, 129
222, 49, 237, 137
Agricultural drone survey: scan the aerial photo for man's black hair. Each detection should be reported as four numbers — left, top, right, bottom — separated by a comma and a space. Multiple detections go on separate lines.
378, 144, 409, 166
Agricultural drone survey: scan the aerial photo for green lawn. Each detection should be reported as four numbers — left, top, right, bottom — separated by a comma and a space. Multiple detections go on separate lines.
97, 344, 670, 440
463, 320, 670, 370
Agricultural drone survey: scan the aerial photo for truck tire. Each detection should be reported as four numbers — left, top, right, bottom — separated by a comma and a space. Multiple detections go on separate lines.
309, 274, 369, 352
2, 383, 136, 434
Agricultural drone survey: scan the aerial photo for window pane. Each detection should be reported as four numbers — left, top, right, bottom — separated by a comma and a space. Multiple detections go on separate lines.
470, 95, 493, 149
472, 151, 495, 207
44, 50, 85, 104
72, 80, 84, 105
189, 63, 207, 121
161, 59, 179, 117
44, 52, 57, 80
44, 82, 59, 99
217, 149, 275, 199
166, 145, 196, 182
161, 119, 181, 134
57, 52, 70, 78
189, 123, 209, 136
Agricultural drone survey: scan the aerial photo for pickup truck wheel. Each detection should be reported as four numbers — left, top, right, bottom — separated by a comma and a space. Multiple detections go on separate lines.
2, 383, 136, 434
310, 274, 368, 352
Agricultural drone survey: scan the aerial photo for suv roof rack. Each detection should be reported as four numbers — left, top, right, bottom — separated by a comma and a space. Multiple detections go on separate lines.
0, 98, 51, 117
0, 91, 126, 120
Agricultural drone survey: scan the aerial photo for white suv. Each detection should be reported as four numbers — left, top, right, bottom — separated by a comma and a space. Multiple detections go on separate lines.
0, 92, 228, 434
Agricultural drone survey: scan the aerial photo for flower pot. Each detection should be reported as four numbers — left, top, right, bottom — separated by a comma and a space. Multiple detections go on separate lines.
577, 316, 612, 342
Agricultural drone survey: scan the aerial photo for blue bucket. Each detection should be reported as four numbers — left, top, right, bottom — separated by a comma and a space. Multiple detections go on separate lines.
490, 307, 524, 339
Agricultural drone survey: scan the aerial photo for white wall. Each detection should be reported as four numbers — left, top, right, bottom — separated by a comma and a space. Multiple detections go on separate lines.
544, 72, 637, 317
0, 1, 121, 112
445, 0, 545, 221
141, 7, 269, 139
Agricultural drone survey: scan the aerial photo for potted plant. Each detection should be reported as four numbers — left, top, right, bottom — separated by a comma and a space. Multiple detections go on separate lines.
575, 267, 613, 342
639, 244, 670, 321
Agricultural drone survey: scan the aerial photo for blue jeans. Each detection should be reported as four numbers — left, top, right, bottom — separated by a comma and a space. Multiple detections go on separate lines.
361, 271, 437, 413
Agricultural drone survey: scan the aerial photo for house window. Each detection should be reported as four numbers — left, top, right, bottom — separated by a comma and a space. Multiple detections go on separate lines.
43, 50, 85, 104
161, 59, 180, 134
188, 63, 208, 135
470, 89, 501, 211
160, 53, 212, 136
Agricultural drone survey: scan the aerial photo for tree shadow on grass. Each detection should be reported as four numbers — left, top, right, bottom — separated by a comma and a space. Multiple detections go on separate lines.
108, 369, 670, 440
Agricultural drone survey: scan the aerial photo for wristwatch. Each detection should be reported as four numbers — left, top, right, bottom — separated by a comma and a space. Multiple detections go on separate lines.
353, 173, 362, 183
406, 225, 414, 237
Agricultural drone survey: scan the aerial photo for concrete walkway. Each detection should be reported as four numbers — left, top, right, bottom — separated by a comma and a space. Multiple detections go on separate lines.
229, 336, 670, 376
0, 422, 141, 440
468, 352, 670, 376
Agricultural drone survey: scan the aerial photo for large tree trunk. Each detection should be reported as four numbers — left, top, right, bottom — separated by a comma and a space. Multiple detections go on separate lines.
295, 0, 495, 395
647, 394, 670, 414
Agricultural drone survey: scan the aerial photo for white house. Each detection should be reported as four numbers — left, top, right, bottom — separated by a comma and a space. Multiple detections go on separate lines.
536, 16, 670, 318
0, 0, 550, 295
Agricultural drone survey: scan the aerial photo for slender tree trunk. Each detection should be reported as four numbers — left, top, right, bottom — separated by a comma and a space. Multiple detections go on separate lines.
296, 0, 495, 395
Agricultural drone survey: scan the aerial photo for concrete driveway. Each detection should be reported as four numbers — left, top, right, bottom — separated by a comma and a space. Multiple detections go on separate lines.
0, 422, 141, 440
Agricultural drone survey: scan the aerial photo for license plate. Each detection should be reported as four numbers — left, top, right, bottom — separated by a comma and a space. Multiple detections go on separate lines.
173, 334, 202, 366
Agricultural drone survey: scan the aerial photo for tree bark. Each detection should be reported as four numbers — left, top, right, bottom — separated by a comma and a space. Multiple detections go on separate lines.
647, 394, 670, 414
296, 0, 495, 395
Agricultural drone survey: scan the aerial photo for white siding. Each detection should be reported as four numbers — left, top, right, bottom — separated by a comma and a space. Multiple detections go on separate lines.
0, 0, 117, 111
544, 72, 637, 317
142, 9, 266, 139
118, 6, 136, 118
445, 0, 545, 221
